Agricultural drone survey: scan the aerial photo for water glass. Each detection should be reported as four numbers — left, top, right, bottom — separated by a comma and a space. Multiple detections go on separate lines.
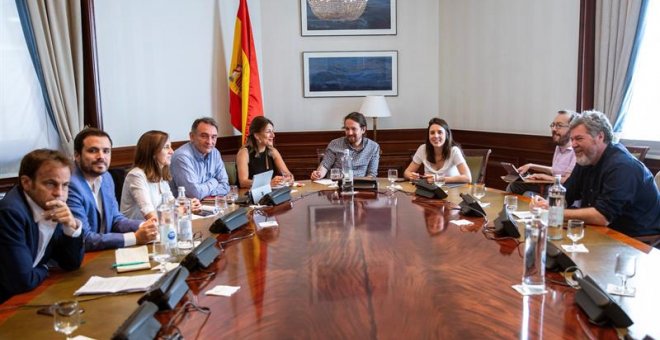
53, 300, 80, 339
433, 172, 445, 187
387, 169, 398, 189
227, 185, 239, 205
472, 183, 486, 201
282, 173, 294, 186
504, 195, 518, 212
566, 219, 584, 250
330, 168, 342, 182
614, 253, 637, 295
214, 195, 227, 215
152, 241, 172, 273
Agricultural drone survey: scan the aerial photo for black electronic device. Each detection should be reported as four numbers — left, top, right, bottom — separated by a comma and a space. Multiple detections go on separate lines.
413, 180, 448, 199
493, 207, 520, 238
138, 266, 190, 310
546, 241, 577, 272
259, 186, 292, 206
459, 193, 486, 217
111, 301, 161, 340
353, 178, 378, 191
574, 274, 634, 328
209, 207, 249, 233
180, 237, 221, 271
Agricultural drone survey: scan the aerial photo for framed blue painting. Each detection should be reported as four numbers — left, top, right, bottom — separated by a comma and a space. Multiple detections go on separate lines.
303, 51, 398, 97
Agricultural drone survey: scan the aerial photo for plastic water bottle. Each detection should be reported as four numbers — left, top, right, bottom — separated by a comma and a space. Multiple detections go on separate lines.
176, 187, 194, 253
341, 149, 354, 192
547, 175, 566, 240
522, 208, 547, 294
157, 193, 177, 251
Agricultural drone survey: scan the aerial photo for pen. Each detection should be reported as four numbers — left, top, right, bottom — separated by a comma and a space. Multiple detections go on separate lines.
112, 261, 148, 268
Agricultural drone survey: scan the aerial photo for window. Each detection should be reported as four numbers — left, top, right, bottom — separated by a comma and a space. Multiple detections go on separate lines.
0, 0, 59, 179
620, 1, 660, 143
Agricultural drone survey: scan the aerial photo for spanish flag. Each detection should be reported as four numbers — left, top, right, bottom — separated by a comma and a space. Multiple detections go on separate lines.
229, 0, 263, 143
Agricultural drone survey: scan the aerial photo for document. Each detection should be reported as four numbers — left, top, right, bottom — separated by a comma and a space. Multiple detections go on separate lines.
114, 245, 151, 272
74, 273, 162, 295
313, 179, 335, 186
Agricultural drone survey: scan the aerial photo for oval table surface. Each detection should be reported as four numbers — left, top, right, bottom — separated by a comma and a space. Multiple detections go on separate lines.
0, 180, 658, 339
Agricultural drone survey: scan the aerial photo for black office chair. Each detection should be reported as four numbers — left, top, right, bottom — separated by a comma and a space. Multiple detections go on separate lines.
108, 167, 129, 203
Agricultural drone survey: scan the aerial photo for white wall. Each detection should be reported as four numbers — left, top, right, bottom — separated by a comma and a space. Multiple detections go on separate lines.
439, 0, 579, 136
96, 0, 579, 146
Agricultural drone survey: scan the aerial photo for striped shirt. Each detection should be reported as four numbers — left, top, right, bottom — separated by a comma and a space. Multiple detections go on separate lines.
320, 137, 380, 177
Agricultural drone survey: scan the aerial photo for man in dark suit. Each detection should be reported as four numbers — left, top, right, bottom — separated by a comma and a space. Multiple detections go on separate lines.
0, 149, 84, 303
67, 128, 157, 251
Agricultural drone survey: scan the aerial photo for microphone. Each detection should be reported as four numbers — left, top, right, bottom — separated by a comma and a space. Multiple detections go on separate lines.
458, 193, 486, 217
413, 179, 448, 199
492, 206, 520, 238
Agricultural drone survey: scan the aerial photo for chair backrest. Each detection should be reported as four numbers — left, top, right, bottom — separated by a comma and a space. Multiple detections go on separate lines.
224, 161, 238, 186
462, 149, 492, 184
625, 145, 650, 162
316, 148, 326, 164
108, 167, 129, 203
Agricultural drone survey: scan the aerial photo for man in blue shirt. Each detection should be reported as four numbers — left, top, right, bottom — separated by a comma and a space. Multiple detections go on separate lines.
0, 149, 84, 303
310, 112, 380, 179
534, 111, 660, 237
170, 117, 230, 199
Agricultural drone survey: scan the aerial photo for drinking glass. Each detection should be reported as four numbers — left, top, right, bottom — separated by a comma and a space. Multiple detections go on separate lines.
433, 172, 445, 187
614, 253, 637, 295
282, 173, 294, 186
566, 219, 584, 251
152, 240, 171, 273
53, 300, 80, 339
214, 195, 227, 215
504, 195, 518, 212
330, 168, 342, 182
226, 185, 239, 205
472, 183, 486, 201
387, 169, 398, 189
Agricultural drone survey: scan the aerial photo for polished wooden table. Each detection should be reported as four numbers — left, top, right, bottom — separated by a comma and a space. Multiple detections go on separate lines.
1, 181, 658, 339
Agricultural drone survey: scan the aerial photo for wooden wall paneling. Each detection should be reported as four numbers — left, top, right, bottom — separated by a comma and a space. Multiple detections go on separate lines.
2, 130, 657, 193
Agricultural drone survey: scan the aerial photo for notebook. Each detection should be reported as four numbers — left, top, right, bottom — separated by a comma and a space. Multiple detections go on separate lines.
114, 245, 151, 272
250, 170, 273, 204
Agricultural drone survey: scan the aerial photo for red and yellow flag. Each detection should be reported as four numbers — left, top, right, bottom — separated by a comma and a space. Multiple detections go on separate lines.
228, 0, 263, 144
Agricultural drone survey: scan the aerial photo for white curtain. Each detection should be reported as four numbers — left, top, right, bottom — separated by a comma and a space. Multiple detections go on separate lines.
25, 0, 85, 156
0, 0, 60, 178
593, 0, 644, 124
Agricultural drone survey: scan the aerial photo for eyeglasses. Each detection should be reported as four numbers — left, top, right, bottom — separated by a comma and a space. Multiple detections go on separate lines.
549, 122, 569, 129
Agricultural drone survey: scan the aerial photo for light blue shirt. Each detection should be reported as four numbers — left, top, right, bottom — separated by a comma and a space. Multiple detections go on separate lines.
170, 142, 230, 199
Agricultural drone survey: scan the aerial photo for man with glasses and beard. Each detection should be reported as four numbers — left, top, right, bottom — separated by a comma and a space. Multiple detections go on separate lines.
67, 128, 158, 251
507, 110, 577, 196
533, 111, 660, 237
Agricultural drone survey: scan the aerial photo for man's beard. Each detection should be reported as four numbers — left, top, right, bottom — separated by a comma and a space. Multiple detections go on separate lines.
81, 160, 108, 177
553, 132, 569, 146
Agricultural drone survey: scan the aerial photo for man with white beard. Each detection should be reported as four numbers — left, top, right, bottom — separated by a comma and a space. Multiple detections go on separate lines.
533, 111, 660, 237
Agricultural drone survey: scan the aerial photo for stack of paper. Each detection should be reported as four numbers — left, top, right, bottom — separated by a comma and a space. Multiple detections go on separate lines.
114, 245, 151, 272
74, 274, 162, 295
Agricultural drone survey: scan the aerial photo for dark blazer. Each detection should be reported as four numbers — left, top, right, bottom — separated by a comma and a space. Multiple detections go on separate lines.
0, 186, 84, 303
67, 166, 141, 251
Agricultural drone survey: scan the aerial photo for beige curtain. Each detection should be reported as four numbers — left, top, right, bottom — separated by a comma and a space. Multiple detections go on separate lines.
26, 0, 84, 156
593, 0, 643, 124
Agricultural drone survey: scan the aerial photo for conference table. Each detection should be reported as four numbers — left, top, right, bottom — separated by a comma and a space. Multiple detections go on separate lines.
1, 180, 659, 339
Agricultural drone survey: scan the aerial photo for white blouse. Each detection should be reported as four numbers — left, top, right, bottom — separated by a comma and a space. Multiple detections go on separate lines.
412, 145, 467, 177
120, 167, 171, 220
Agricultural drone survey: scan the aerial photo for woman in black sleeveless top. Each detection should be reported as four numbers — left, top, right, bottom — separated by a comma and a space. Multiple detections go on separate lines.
236, 116, 293, 188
